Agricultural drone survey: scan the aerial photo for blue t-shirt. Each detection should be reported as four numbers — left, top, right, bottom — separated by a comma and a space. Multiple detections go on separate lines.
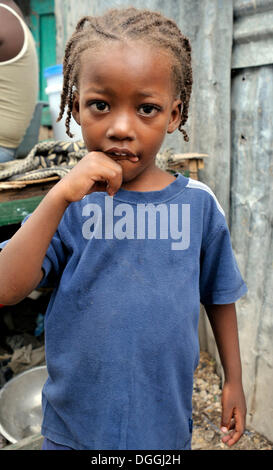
0, 173, 247, 450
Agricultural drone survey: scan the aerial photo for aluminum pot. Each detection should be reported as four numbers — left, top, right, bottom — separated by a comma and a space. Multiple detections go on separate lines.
0, 365, 48, 443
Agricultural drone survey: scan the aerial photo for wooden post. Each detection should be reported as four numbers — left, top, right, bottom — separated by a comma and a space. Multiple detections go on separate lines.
188, 159, 198, 180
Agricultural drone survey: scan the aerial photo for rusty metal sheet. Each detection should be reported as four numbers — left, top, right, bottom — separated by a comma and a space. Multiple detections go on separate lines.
233, 0, 273, 68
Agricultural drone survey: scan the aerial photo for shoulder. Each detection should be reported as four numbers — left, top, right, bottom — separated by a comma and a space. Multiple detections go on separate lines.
184, 178, 225, 218
0, 4, 25, 61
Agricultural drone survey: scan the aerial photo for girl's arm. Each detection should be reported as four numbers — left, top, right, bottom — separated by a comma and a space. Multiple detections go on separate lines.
0, 151, 124, 305
0, 187, 70, 305
204, 303, 247, 447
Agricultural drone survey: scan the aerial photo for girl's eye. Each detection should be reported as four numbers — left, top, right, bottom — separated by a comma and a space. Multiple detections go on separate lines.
138, 104, 160, 117
89, 101, 110, 113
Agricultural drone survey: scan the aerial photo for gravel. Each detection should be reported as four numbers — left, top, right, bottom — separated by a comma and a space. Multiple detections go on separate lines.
192, 351, 272, 450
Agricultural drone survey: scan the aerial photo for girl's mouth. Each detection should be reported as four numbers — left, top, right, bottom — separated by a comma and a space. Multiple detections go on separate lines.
104, 147, 139, 162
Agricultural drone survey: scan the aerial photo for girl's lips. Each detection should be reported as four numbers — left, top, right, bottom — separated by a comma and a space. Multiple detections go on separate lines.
104, 148, 139, 161
111, 155, 139, 162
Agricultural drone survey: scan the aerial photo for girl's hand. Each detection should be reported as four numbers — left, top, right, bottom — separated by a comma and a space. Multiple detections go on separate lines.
220, 381, 247, 447
53, 151, 128, 203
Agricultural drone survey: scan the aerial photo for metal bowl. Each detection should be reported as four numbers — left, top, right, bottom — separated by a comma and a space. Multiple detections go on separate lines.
0, 365, 48, 443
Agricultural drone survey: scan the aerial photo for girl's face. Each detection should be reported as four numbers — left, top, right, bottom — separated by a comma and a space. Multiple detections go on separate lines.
72, 41, 182, 187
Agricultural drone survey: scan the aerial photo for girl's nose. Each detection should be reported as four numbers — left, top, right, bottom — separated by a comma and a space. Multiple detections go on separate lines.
106, 113, 136, 141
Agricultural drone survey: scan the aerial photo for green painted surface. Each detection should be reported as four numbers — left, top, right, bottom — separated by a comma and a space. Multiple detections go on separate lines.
30, 0, 56, 126
0, 197, 44, 226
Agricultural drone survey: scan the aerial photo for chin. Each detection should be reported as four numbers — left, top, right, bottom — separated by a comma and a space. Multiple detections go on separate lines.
121, 173, 137, 184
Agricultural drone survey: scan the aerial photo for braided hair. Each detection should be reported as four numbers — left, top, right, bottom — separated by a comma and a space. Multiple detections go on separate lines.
57, 7, 193, 142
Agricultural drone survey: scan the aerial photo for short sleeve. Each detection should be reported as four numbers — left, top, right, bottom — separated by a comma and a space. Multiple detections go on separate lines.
0, 240, 9, 250
37, 230, 66, 289
0, 214, 66, 289
200, 222, 247, 305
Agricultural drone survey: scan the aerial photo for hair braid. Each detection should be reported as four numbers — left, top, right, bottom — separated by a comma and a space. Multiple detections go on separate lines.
58, 7, 193, 141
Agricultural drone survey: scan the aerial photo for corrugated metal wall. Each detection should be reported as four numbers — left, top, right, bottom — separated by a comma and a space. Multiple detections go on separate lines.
230, 0, 273, 441
199, 0, 273, 443
54, 0, 273, 442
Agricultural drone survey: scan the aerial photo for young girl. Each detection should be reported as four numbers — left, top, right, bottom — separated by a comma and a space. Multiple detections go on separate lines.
0, 7, 247, 450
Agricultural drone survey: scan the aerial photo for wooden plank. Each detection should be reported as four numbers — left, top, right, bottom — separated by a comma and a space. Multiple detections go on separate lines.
173, 153, 209, 160
0, 181, 57, 203
0, 176, 59, 191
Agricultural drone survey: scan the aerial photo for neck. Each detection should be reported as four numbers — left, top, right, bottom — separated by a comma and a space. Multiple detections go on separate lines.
121, 167, 176, 192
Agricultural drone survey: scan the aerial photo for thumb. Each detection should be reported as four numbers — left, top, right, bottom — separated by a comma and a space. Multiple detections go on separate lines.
221, 405, 234, 432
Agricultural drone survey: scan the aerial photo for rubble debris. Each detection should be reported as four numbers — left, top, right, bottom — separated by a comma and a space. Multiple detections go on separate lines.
192, 351, 272, 450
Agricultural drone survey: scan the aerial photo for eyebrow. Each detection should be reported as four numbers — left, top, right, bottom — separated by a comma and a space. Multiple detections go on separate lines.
84, 87, 109, 94
137, 91, 159, 98
83, 86, 161, 99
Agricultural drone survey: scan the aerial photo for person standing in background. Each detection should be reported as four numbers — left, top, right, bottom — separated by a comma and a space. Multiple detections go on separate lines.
0, 0, 38, 162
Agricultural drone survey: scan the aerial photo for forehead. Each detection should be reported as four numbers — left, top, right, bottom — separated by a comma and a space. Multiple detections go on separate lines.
77, 41, 175, 98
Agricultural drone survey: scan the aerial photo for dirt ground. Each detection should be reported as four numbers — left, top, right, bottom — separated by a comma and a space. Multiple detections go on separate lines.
192, 351, 272, 450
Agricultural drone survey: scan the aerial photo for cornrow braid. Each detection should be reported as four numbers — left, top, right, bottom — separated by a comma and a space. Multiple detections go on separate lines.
57, 7, 193, 141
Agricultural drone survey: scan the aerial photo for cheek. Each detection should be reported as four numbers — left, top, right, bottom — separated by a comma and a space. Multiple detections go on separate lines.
80, 125, 101, 152
147, 114, 171, 136
80, 117, 104, 139
141, 123, 169, 149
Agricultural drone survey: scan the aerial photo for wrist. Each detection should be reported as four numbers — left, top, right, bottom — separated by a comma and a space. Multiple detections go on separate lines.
223, 356, 242, 385
48, 180, 71, 208
223, 373, 243, 386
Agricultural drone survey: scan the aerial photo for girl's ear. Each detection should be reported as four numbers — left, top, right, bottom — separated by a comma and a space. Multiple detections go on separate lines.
167, 99, 182, 134
72, 91, 81, 125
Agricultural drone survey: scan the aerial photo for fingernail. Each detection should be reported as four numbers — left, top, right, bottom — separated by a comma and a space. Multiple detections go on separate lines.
130, 156, 139, 161
221, 426, 228, 433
